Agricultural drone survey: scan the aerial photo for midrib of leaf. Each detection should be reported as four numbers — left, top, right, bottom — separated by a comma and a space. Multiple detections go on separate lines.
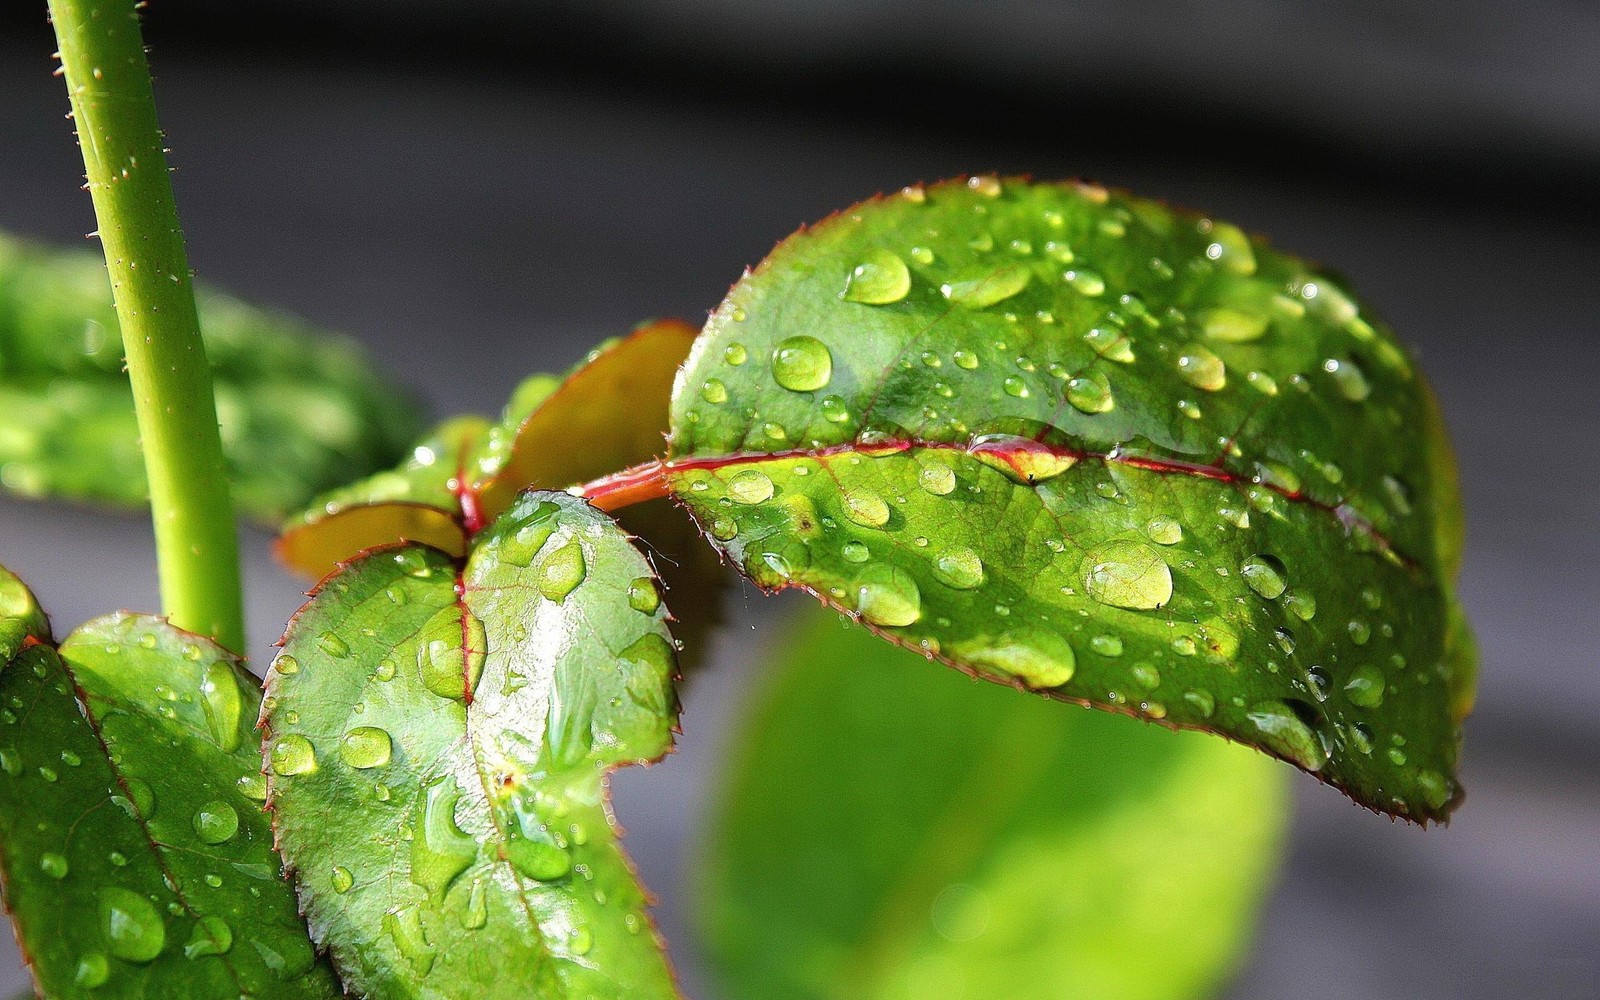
840, 702, 1061, 1000
60, 653, 253, 996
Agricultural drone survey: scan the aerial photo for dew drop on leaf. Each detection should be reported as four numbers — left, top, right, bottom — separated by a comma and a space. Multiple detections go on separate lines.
74, 953, 109, 987
317, 632, 350, 659
184, 915, 233, 959
539, 540, 587, 602
236, 773, 267, 801
1082, 539, 1173, 610
193, 801, 239, 844
952, 349, 980, 370
1246, 702, 1327, 772
1202, 220, 1257, 275
99, 887, 165, 963
411, 778, 477, 902
961, 630, 1076, 689
1239, 553, 1288, 600
843, 490, 891, 528
727, 469, 775, 505
843, 249, 912, 304
771, 336, 833, 392
627, 577, 661, 614
270, 735, 317, 776
853, 565, 922, 627
1063, 268, 1106, 296
1324, 357, 1371, 402
933, 548, 985, 590
940, 265, 1031, 308
1177, 344, 1227, 391
199, 660, 243, 753
340, 727, 393, 769
700, 378, 728, 404
1201, 307, 1268, 343
39, 852, 68, 879
1344, 664, 1386, 708
1089, 633, 1124, 657
331, 867, 354, 894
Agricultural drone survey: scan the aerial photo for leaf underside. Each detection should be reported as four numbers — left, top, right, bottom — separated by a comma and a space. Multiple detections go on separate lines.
0, 567, 340, 999
666, 176, 1474, 821
700, 607, 1288, 1000
264, 492, 681, 1000
0, 232, 423, 520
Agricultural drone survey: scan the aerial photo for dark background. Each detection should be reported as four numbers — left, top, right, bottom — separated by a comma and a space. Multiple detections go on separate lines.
1, 2, 1596, 997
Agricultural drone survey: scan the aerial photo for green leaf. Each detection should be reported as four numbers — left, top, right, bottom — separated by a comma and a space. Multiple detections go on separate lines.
264, 493, 681, 999
0, 232, 423, 520
0, 565, 341, 999
700, 607, 1288, 1000
665, 177, 1473, 821
277, 318, 698, 579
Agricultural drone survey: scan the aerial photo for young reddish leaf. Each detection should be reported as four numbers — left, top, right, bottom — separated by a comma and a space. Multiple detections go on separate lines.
0, 232, 423, 521
264, 493, 681, 1000
0, 566, 341, 999
663, 177, 1473, 821
700, 608, 1288, 1000
276, 319, 696, 579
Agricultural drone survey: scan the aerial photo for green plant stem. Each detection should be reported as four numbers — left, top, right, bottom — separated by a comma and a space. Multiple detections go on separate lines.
49, 0, 244, 651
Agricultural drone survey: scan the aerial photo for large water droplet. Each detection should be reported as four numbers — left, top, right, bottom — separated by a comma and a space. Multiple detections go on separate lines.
1083, 540, 1173, 610
184, 915, 233, 959
505, 837, 572, 882
1065, 371, 1114, 414
854, 565, 922, 627
727, 469, 775, 505
383, 904, 435, 975
842, 490, 891, 528
411, 777, 477, 903
340, 727, 393, 769
771, 336, 833, 392
933, 548, 985, 590
199, 661, 242, 753
416, 606, 487, 700
1246, 702, 1327, 771
270, 735, 316, 776
968, 435, 1077, 484
1240, 553, 1287, 600
1177, 344, 1226, 391
918, 459, 957, 496
539, 540, 587, 602
193, 801, 239, 844
941, 265, 1031, 308
1202, 221, 1256, 275
628, 577, 661, 614
317, 632, 350, 659
40, 852, 68, 879
962, 630, 1075, 688
331, 866, 355, 894
843, 249, 911, 304
1201, 307, 1268, 343
1343, 664, 1386, 707
499, 501, 560, 567
74, 953, 109, 987
99, 887, 165, 963
236, 773, 267, 801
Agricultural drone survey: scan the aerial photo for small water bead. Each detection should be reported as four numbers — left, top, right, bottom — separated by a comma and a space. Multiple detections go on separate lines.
184, 915, 233, 959
374, 658, 398, 682
539, 540, 587, 602
710, 517, 738, 541
917, 460, 957, 496
569, 926, 595, 956
1176, 344, 1226, 391
853, 565, 922, 627
1246, 370, 1279, 395
941, 265, 1032, 308
1347, 619, 1371, 645
820, 395, 851, 423
317, 632, 350, 659
843, 249, 912, 304
843, 490, 891, 528
1064, 268, 1105, 296
1065, 371, 1114, 414
910, 246, 935, 265
1239, 554, 1287, 600
40, 852, 68, 879
1324, 357, 1371, 402
340, 727, 393, 770
723, 342, 748, 366
1344, 664, 1386, 707
1083, 539, 1173, 610
1201, 220, 1257, 275
270, 735, 316, 776
331, 867, 355, 894
1002, 376, 1030, 398
1246, 702, 1327, 772
1201, 307, 1269, 343
1387, 747, 1407, 767
75, 953, 109, 988
1183, 689, 1216, 718
727, 469, 775, 505
1284, 591, 1317, 621
1089, 634, 1124, 658
841, 540, 871, 564
628, 578, 661, 614
1416, 770, 1453, 811
1131, 663, 1161, 690
505, 837, 572, 882
771, 336, 833, 392
700, 378, 728, 404
1177, 399, 1203, 420
237, 773, 267, 801
194, 801, 239, 844
952, 349, 980, 370
99, 887, 165, 963
1144, 517, 1183, 545
933, 548, 985, 590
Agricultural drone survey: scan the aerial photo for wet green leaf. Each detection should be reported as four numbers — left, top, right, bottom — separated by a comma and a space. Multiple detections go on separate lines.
264, 493, 681, 1000
0, 565, 340, 999
700, 607, 1288, 1000
0, 232, 423, 520
666, 177, 1473, 820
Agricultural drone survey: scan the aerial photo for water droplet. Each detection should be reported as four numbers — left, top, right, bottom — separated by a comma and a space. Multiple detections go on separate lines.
411, 777, 477, 902
193, 801, 239, 844
340, 727, 393, 769
700, 378, 728, 404
331, 866, 354, 894
1202, 220, 1256, 275
933, 548, 985, 590
199, 661, 242, 753
838, 540, 871, 564
844, 249, 911, 304
1201, 307, 1268, 343
1285, 591, 1317, 621
854, 565, 922, 627
317, 632, 350, 659
1324, 357, 1371, 402
952, 349, 980, 370
727, 469, 775, 505
771, 336, 833, 392
961, 630, 1075, 688
506, 837, 572, 881
843, 490, 890, 528
498, 501, 560, 567
383, 904, 435, 975
1144, 517, 1183, 545
417, 606, 487, 700
968, 435, 1077, 483
1002, 375, 1030, 397
819, 395, 851, 424
723, 342, 748, 366
75, 952, 109, 987
1177, 344, 1226, 391
1065, 371, 1114, 413
40, 852, 68, 879
1416, 770, 1452, 811
1347, 619, 1371, 645
1240, 554, 1287, 600
941, 265, 1031, 308
1083, 540, 1173, 610
628, 577, 660, 614
1089, 634, 1124, 657
569, 926, 594, 956
1344, 664, 1386, 707
236, 773, 267, 801
1183, 689, 1216, 718
462, 878, 488, 929
1247, 702, 1327, 771
539, 540, 587, 602
270, 735, 316, 776
99, 887, 165, 963
184, 915, 232, 959
1064, 268, 1105, 296
917, 459, 957, 496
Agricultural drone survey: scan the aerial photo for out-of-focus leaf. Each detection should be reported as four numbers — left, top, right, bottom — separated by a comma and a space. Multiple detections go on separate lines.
0, 565, 340, 999
277, 319, 697, 579
699, 606, 1288, 1000
665, 177, 1472, 821
0, 232, 423, 520
264, 493, 681, 999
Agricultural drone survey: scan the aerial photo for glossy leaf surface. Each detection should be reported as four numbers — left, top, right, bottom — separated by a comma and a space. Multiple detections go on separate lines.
277, 319, 696, 578
0, 233, 423, 520
0, 566, 340, 999
265, 493, 680, 999
667, 177, 1473, 820
700, 607, 1287, 1000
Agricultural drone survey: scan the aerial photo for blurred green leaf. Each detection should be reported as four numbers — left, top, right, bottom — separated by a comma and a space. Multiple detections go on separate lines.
666, 176, 1472, 820
264, 493, 681, 999
0, 565, 340, 999
699, 606, 1289, 1000
0, 232, 423, 520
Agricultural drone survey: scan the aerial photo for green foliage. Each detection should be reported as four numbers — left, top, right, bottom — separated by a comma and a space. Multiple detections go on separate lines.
700, 607, 1288, 1000
0, 232, 423, 520
666, 177, 1472, 821
0, 566, 340, 999
263, 494, 680, 999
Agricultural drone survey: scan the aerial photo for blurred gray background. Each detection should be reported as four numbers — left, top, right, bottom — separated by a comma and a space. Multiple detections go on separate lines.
1, 2, 1596, 997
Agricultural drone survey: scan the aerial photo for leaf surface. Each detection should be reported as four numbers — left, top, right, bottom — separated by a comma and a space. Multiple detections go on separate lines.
700, 607, 1288, 1000
665, 177, 1473, 820
0, 566, 341, 999
264, 493, 681, 999
0, 232, 423, 520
